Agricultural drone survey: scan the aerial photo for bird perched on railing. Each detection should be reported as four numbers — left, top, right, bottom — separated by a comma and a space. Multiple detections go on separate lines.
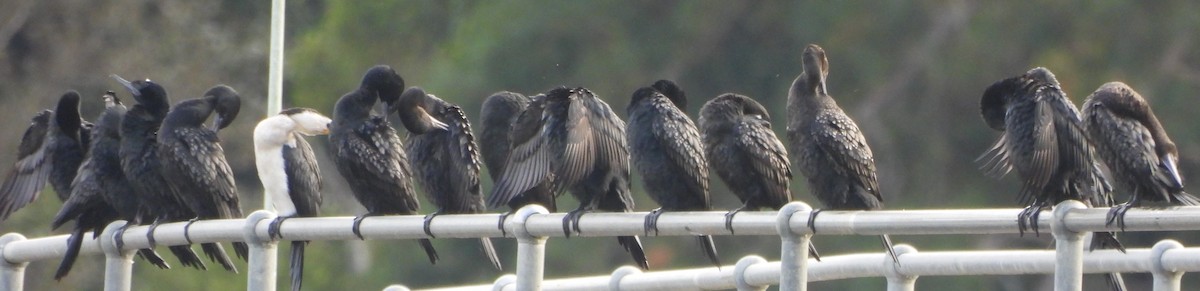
786, 44, 897, 265
390, 87, 501, 271
626, 80, 721, 268
978, 67, 1126, 291
1081, 82, 1199, 229
0, 91, 93, 221
157, 84, 248, 269
113, 76, 210, 271
50, 91, 170, 280
255, 107, 331, 291
328, 65, 438, 264
479, 91, 556, 231
698, 93, 819, 260
489, 87, 648, 270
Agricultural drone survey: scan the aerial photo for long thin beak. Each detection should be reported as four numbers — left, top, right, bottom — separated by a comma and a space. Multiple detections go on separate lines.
110, 74, 140, 96
211, 116, 224, 131
1163, 154, 1184, 188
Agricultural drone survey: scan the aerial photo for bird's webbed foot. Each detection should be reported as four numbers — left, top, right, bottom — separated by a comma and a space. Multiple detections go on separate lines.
644, 208, 664, 236
423, 211, 441, 238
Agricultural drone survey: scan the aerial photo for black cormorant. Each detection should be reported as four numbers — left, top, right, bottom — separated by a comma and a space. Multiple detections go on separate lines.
786, 45, 897, 265
479, 91, 557, 214
157, 84, 248, 268
390, 87, 501, 270
488, 87, 649, 270
1082, 82, 1199, 229
979, 68, 1125, 290
113, 76, 210, 271
255, 108, 331, 291
50, 91, 170, 279
627, 81, 720, 268
328, 65, 438, 264
0, 91, 93, 220
699, 93, 790, 231
481, 92, 556, 236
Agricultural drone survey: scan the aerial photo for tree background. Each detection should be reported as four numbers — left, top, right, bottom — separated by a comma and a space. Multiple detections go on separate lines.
0, 0, 1198, 290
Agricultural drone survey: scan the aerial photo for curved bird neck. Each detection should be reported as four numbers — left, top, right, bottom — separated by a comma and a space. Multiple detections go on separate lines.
253, 115, 295, 216
162, 98, 215, 132
332, 89, 377, 128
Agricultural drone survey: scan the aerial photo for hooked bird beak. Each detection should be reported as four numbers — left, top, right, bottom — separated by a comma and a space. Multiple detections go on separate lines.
1162, 154, 1185, 189
110, 74, 140, 97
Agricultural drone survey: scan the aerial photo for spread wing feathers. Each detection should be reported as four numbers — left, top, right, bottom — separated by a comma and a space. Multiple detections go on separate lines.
160, 128, 241, 218
337, 117, 419, 212
51, 159, 103, 229
649, 101, 709, 200
1014, 92, 1059, 206
1046, 87, 1111, 205
0, 110, 54, 220
812, 112, 881, 203
735, 118, 792, 203
554, 96, 597, 195
284, 134, 322, 217
487, 100, 553, 208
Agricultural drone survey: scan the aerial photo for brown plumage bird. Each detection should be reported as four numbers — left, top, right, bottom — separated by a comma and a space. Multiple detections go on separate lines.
786, 44, 896, 265
1082, 82, 1199, 230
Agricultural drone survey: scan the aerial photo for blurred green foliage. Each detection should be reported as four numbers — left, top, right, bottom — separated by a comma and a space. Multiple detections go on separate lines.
1, 0, 1199, 290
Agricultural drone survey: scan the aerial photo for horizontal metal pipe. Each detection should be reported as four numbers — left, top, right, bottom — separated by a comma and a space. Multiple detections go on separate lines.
420, 244, 1200, 291
6, 206, 1200, 265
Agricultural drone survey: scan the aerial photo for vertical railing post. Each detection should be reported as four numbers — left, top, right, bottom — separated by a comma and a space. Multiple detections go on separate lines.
264, 0, 287, 211
1050, 200, 1087, 291
884, 244, 917, 291
0, 233, 28, 291
245, 210, 279, 291
509, 205, 549, 291
1150, 240, 1183, 291
733, 256, 768, 291
100, 221, 134, 291
776, 202, 812, 291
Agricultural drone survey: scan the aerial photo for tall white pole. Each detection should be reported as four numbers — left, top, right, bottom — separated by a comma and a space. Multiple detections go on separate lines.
265, 0, 286, 211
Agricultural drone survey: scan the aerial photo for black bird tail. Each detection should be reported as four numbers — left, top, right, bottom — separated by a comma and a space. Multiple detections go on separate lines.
618, 235, 649, 270
233, 241, 249, 261
290, 241, 307, 291
1090, 231, 1126, 291
168, 245, 206, 270
1174, 191, 1200, 206
1105, 272, 1127, 291
1090, 231, 1126, 253
137, 248, 170, 269
881, 234, 900, 265
201, 242, 238, 273
809, 241, 822, 262
696, 235, 721, 268
479, 237, 502, 270
418, 238, 439, 264
54, 226, 85, 280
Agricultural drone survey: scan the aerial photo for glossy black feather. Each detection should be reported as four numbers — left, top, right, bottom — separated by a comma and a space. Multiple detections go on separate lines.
158, 85, 247, 267
980, 68, 1125, 291
1083, 82, 1198, 206
479, 92, 556, 212
0, 110, 52, 220
116, 79, 209, 270
329, 65, 437, 264
701, 93, 792, 209
628, 83, 720, 267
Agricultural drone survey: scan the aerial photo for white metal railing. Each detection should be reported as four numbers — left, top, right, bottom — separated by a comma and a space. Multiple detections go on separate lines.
402, 241, 1198, 291
2, 201, 1200, 291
